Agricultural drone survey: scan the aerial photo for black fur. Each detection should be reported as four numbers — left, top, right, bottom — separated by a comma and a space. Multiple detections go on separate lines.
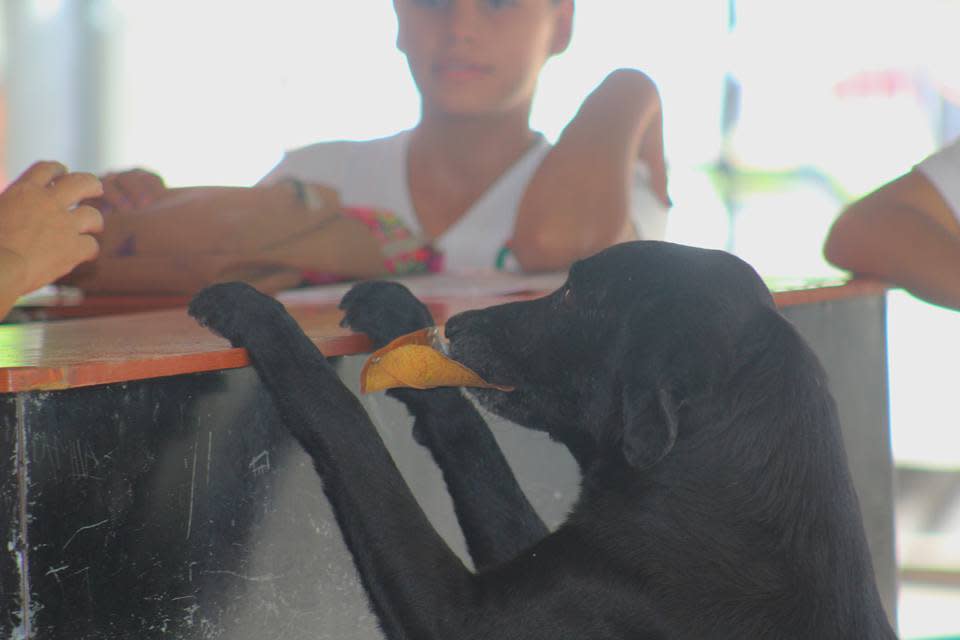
189, 240, 897, 639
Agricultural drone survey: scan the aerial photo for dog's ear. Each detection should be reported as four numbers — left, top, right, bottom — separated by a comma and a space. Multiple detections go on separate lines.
617, 315, 729, 471
620, 384, 680, 471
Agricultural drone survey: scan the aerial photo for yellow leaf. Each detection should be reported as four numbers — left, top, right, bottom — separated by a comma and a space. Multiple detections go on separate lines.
360, 328, 513, 394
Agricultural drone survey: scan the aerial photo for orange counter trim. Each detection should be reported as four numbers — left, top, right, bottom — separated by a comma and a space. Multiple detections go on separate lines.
0, 281, 886, 393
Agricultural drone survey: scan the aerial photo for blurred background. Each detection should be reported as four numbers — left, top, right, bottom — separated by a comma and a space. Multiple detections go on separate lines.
2, 1, 959, 636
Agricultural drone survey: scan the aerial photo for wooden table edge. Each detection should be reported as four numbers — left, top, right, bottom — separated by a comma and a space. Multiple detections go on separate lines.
0, 280, 888, 394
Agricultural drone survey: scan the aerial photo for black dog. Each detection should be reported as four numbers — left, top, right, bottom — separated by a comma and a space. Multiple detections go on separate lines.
189, 241, 897, 639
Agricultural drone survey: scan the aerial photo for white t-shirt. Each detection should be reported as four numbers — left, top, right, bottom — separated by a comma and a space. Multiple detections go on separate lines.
260, 129, 668, 272
916, 136, 960, 219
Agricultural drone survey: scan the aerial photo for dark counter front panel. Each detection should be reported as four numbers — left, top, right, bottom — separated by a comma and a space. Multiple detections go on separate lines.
2, 395, 25, 636
5, 366, 385, 640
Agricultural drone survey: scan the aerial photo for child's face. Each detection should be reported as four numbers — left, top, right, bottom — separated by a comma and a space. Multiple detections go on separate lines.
394, 0, 573, 118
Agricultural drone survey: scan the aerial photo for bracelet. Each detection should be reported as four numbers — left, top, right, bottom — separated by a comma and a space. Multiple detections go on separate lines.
290, 178, 308, 205
289, 178, 329, 212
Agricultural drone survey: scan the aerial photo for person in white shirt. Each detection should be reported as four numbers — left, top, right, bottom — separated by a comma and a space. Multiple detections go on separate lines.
90, 0, 670, 278
824, 136, 960, 309
257, 123, 667, 273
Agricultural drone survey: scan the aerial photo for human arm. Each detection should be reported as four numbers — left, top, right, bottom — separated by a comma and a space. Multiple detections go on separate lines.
823, 168, 960, 309
60, 181, 392, 294
511, 69, 670, 272
0, 161, 104, 316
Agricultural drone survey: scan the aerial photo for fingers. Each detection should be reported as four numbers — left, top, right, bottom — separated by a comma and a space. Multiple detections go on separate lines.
13, 161, 105, 208
50, 172, 104, 207
125, 169, 166, 206
72, 204, 105, 234
122, 168, 165, 191
99, 169, 166, 210
15, 161, 67, 187
97, 176, 131, 211
14, 164, 164, 213
38, 235, 101, 292
74, 233, 101, 264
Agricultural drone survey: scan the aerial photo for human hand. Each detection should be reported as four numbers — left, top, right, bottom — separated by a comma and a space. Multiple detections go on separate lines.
0, 161, 105, 295
85, 168, 167, 213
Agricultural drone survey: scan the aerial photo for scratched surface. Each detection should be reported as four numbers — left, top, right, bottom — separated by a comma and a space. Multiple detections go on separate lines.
0, 358, 580, 640
2, 366, 390, 639
1, 395, 22, 635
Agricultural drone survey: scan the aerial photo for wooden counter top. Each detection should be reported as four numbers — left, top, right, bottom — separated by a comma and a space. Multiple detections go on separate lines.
0, 278, 887, 394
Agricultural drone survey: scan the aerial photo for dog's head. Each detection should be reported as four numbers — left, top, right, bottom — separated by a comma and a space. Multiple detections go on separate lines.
446, 241, 778, 470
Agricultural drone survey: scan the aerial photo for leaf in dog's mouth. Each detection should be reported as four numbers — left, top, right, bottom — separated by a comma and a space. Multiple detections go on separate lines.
360, 327, 514, 394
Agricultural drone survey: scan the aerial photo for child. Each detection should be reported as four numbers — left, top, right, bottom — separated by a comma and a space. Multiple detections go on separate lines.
86, 0, 669, 285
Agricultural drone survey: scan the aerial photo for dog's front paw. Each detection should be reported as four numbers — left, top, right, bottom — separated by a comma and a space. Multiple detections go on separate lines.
339, 281, 434, 349
189, 282, 291, 348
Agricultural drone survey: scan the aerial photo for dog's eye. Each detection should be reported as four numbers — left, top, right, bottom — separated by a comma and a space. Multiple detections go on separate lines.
561, 287, 575, 308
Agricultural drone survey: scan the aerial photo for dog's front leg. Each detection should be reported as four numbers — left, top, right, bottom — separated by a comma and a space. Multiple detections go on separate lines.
190, 283, 475, 639
390, 387, 549, 568
340, 282, 548, 569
